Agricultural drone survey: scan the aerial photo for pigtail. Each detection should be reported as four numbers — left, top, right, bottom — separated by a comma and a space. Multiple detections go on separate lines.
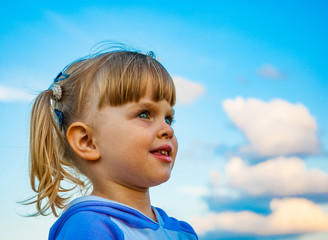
28, 89, 83, 217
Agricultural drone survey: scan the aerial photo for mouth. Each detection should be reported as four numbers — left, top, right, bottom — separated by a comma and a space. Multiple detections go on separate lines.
150, 144, 173, 163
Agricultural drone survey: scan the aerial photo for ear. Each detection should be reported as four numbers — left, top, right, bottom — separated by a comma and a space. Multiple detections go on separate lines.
66, 122, 100, 161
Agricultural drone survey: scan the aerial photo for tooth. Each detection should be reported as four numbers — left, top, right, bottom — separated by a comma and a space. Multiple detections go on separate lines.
160, 150, 168, 156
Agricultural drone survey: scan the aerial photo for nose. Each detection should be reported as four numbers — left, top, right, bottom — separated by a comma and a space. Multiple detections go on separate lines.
158, 121, 174, 139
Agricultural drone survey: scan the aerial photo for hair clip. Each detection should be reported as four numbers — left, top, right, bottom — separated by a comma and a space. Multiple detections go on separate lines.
146, 51, 155, 58
54, 109, 64, 126
49, 72, 69, 101
54, 72, 69, 83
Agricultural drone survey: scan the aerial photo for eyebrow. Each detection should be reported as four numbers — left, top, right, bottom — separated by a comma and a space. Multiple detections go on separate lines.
129, 101, 174, 115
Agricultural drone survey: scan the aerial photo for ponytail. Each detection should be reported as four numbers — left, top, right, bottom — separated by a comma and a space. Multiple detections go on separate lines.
28, 89, 83, 217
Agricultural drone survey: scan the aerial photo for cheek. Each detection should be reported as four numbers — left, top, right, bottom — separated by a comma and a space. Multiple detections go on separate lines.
115, 128, 153, 157
173, 135, 178, 154
171, 135, 178, 166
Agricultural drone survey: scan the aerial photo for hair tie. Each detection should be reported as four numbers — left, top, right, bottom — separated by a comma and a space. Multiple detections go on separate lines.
54, 109, 64, 126
49, 72, 69, 128
49, 72, 69, 101
50, 83, 62, 101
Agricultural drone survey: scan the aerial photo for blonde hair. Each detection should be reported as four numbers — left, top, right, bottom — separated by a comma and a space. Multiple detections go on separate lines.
27, 49, 176, 216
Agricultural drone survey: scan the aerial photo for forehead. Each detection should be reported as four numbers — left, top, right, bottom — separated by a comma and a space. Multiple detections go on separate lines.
95, 70, 175, 109
130, 83, 174, 112
141, 72, 176, 107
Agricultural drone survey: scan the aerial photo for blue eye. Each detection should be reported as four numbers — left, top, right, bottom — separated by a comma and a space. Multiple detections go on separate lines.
165, 116, 175, 125
137, 111, 149, 119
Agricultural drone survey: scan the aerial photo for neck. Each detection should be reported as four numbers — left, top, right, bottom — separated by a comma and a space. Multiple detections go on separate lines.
91, 182, 156, 222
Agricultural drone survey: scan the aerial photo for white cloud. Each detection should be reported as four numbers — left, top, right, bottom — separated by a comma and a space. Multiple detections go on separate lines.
192, 198, 328, 236
222, 97, 319, 156
173, 76, 205, 105
226, 156, 328, 196
258, 64, 283, 79
299, 232, 328, 240
0, 85, 34, 102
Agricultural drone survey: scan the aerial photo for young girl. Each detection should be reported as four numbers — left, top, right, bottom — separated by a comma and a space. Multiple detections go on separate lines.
28, 48, 198, 240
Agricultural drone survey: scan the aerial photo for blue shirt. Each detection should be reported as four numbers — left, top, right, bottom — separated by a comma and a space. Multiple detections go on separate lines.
49, 196, 198, 240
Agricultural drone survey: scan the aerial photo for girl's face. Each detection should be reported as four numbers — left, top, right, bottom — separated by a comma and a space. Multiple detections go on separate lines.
91, 84, 177, 190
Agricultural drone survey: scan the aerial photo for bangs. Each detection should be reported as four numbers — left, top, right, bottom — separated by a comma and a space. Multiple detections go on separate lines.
95, 51, 176, 108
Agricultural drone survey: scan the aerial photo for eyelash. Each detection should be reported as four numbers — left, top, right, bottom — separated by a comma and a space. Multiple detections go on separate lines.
137, 111, 175, 126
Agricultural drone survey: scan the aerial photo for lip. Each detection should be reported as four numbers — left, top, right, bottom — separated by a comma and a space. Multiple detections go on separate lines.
150, 144, 173, 163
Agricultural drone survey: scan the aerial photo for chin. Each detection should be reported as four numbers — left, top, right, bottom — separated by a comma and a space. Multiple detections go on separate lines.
148, 172, 171, 187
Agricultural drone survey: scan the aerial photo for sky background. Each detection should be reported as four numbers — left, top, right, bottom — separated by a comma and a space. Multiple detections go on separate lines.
1, 1, 327, 239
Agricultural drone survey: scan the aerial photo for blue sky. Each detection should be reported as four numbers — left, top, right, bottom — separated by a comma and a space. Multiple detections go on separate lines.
1, 1, 327, 239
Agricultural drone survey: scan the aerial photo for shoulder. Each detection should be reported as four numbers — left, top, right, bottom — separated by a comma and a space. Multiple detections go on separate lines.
154, 207, 198, 238
49, 211, 124, 240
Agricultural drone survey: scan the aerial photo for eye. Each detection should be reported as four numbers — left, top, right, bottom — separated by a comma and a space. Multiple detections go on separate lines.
137, 111, 150, 120
165, 115, 175, 125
